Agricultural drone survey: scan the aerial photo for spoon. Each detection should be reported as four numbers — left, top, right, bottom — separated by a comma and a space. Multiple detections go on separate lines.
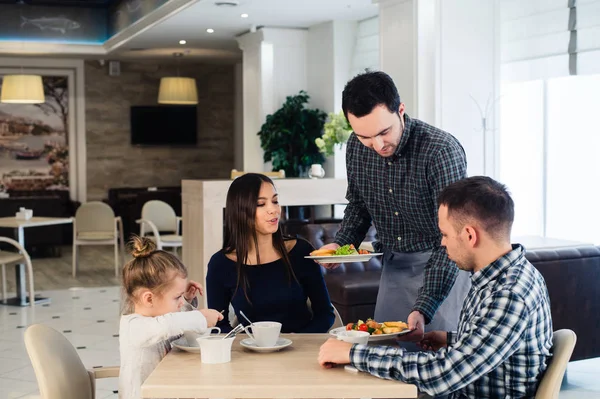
221, 323, 244, 340
239, 310, 253, 326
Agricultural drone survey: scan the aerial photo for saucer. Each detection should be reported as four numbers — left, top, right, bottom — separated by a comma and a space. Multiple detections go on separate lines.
172, 338, 200, 354
240, 338, 292, 353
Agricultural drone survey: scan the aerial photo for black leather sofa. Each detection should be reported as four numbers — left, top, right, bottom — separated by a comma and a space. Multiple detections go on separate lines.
298, 223, 600, 361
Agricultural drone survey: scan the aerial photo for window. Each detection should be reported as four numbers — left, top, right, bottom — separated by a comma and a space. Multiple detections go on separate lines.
499, 74, 600, 245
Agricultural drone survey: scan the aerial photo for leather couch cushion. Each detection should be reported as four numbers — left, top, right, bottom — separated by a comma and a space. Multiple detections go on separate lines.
325, 271, 381, 307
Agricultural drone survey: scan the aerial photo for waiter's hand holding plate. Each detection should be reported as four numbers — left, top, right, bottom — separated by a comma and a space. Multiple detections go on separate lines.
306, 243, 383, 269
311, 243, 341, 269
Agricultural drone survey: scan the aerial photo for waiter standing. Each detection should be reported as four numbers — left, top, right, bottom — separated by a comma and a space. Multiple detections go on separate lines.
317, 71, 471, 343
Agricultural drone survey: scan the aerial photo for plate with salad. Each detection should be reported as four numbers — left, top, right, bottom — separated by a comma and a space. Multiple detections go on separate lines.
329, 319, 412, 342
304, 244, 383, 263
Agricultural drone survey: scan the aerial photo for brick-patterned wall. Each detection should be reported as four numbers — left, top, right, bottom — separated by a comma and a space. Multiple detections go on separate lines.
85, 60, 235, 200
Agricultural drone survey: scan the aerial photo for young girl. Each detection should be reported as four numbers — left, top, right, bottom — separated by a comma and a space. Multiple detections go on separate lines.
206, 173, 335, 334
119, 236, 223, 399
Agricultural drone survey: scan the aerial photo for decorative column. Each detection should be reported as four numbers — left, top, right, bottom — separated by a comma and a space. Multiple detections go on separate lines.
237, 28, 308, 173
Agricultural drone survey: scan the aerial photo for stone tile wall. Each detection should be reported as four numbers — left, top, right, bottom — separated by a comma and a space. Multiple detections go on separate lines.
85, 60, 235, 200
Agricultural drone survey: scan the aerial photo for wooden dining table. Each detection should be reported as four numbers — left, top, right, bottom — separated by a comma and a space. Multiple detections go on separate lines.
141, 333, 418, 398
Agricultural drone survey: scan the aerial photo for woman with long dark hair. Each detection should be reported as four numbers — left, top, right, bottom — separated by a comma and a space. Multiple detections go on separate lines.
206, 173, 335, 333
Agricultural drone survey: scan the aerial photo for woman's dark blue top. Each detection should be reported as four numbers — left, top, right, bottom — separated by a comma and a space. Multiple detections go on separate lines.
206, 239, 335, 333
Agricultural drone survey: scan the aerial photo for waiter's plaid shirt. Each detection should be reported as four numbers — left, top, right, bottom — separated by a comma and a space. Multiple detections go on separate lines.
350, 245, 554, 398
334, 114, 467, 322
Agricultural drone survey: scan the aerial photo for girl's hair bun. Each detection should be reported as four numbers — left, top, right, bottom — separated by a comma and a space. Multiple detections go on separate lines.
129, 235, 156, 258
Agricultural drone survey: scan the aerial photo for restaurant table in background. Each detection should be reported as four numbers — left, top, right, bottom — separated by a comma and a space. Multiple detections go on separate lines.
0, 216, 73, 306
142, 333, 418, 398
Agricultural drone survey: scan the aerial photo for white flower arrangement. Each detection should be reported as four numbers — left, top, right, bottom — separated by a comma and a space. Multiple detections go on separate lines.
315, 111, 353, 157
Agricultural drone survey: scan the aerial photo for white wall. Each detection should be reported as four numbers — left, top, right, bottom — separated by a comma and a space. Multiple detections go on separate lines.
307, 22, 336, 112
237, 28, 308, 173
351, 17, 379, 78
438, 0, 498, 177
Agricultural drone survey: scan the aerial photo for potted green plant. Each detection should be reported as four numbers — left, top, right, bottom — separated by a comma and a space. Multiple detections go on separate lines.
258, 90, 327, 177
315, 111, 352, 156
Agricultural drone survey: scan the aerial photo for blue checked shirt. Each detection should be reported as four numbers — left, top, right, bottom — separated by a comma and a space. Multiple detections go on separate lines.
334, 114, 467, 322
350, 245, 554, 398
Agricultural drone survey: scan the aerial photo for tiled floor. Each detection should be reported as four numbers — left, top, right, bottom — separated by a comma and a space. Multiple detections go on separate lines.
1, 285, 599, 399
0, 286, 121, 399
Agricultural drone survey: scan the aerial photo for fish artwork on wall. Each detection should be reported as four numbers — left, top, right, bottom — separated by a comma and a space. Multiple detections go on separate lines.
20, 16, 81, 35
126, 0, 143, 13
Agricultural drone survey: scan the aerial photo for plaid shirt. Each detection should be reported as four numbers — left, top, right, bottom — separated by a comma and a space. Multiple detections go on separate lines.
350, 245, 554, 398
334, 114, 467, 322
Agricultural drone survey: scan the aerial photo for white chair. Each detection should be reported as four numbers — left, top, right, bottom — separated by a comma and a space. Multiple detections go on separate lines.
25, 324, 119, 399
72, 201, 124, 278
137, 200, 182, 253
0, 236, 34, 307
535, 329, 577, 399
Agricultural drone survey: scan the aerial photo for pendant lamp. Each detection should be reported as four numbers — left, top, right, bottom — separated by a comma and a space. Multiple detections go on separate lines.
1, 74, 45, 104
157, 52, 198, 105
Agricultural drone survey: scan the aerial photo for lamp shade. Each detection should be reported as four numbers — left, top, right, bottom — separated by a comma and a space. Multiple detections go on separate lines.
1, 74, 45, 104
157, 77, 198, 105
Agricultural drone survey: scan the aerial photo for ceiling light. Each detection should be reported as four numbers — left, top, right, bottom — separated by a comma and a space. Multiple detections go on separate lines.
241, 13, 248, 18
206, 28, 214, 33
1, 75, 45, 104
179, 40, 186, 45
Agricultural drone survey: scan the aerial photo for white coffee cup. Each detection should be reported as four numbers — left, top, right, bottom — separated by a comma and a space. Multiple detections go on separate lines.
243, 321, 281, 347
183, 327, 221, 347
308, 164, 325, 179
196, 335, 235, 364
336, 330, 370, 345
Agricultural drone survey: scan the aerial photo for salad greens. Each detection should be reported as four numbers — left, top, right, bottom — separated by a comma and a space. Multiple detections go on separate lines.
334, 244, 358, 256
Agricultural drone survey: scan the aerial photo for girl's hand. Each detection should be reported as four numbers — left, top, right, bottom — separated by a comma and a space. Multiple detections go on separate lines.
200, 309, 224, 327
184, 280, 204, 302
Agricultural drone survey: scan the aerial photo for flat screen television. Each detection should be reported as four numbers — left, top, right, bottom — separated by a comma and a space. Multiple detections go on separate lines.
130, 105, 197, 146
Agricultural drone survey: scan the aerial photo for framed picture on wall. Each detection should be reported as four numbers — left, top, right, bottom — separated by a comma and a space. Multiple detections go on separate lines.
0, 76, 69, 193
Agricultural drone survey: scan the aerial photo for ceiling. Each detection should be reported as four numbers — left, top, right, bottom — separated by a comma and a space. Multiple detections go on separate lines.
116, 0, 379, 61
0, 0, 118, 7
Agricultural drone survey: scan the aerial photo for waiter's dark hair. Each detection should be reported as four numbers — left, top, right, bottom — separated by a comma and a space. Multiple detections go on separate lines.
342, 71, 401, 120
437, 176, 514, 241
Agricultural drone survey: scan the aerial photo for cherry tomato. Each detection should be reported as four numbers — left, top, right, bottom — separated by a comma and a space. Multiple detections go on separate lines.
346, 323, 354, 331
358, 323, 368, 332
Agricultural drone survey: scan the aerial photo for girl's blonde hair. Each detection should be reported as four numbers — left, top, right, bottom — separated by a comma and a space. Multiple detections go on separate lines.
122, 235, 187, 302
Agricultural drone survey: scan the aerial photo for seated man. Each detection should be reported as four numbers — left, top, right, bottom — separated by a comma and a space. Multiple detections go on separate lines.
318, 176, 553, 398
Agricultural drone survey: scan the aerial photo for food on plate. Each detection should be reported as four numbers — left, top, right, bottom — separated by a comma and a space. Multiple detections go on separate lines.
309, 248, 336, 256
309, 244, 371, 257
334, 244, 358, 255
345, 318, 408, 335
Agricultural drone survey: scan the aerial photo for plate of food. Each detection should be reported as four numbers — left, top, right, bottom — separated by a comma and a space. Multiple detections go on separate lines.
305, 244, 383, 263
329, 319, 412, 342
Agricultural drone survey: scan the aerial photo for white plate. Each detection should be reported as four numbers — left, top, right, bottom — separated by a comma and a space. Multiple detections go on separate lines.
329, 326, 412, 342
172, 338, 200, 353
240, 338, 293, 353
304, 253, 383, 264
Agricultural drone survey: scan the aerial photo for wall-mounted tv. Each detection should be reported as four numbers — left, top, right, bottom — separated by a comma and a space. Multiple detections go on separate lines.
130, 105, 197, 146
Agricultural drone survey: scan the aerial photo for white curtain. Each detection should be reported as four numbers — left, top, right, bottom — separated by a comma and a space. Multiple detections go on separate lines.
576, 0, 600, 74
500, 0, 572, 81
